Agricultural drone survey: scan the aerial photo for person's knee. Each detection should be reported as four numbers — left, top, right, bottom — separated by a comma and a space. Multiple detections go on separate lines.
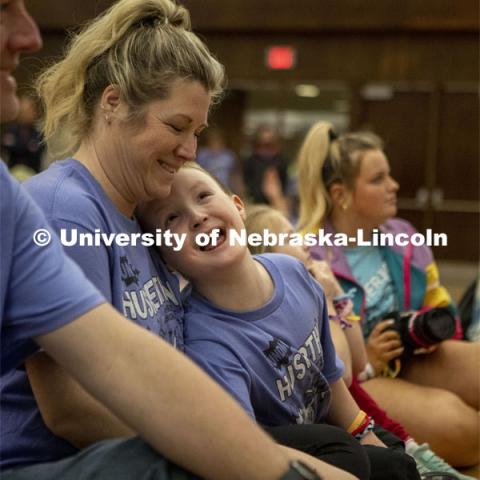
364, 445, 420, 480
279, 425, 370, 480
432, 391, 479, 464
318, 429, 370, 480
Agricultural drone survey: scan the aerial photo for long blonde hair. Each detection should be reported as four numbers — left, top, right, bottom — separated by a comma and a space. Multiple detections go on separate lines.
296, 121, 383, 234
36, 0, 225, 159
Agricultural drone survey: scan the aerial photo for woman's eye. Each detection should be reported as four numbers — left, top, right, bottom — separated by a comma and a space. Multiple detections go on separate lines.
168, 124, 183, 133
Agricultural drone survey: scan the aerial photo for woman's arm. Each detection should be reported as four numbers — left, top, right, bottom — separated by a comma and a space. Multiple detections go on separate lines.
280, 446, 357, 480
26, 352, 134, 447
36, 304, 356, 480
36, 304, 290, 480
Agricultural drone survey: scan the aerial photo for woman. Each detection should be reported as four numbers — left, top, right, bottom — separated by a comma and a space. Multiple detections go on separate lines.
296, 121, 479, 467
1, 2, 360, 479
3, 0, 220, 470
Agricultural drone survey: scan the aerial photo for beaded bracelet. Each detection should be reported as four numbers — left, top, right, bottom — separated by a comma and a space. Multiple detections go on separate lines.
353, 417, 375, 441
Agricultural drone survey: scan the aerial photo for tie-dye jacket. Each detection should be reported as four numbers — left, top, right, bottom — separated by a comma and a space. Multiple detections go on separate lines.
309, 218, 462, 339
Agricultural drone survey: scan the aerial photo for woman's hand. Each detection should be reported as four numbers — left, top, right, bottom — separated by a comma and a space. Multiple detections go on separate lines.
366, 320, 404, 374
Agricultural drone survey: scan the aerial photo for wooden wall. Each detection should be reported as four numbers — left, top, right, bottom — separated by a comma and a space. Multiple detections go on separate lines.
17, 0, 480, 260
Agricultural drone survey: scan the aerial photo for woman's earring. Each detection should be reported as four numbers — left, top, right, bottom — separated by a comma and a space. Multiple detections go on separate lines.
101, 105, 111, 125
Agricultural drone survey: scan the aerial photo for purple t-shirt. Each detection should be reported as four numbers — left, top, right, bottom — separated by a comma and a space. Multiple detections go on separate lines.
2, 159, 183, 469
0, 160, 104, 466
185, 254, 344, 426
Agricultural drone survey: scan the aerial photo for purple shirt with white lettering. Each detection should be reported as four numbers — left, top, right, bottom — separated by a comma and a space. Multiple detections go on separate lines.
2, 159, 183, 469
185, 254, 344, 426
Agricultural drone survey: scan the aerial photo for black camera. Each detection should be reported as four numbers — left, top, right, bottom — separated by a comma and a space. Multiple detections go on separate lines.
383, 307, 456, 356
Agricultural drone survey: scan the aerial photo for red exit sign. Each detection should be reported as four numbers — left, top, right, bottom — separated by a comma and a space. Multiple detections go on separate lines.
266, 46, 296, 70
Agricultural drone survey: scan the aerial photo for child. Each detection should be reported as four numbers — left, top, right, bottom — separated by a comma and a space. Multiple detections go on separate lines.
245, 203, 367, 386
138, 162, 421, 480
244, 204, 472, 480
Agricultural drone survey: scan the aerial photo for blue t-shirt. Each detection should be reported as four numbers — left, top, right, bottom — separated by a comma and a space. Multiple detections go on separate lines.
184, 254, 344, 427
345, 246, 399, 338
0, 161, 104, 466
2, 159, 184, 469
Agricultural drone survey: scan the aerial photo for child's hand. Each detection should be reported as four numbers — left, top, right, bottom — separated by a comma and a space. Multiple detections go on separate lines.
366, 320, 404, 373
306, 259, 343, 301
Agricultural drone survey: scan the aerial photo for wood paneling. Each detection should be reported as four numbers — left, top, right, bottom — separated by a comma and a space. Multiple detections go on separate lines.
29, 0, 479, 32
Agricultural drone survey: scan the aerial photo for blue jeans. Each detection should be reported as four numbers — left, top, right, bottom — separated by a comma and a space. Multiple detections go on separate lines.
3, 437, 197, 480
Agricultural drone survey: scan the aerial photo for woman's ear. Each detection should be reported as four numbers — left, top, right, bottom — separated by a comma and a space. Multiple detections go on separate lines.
329, 182, 350, 210
100, 84, 122, 116
232, 195, 246, 220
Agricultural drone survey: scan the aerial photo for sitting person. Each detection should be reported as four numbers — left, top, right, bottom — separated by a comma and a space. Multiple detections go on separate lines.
1, 1, 359, 478
244, 203, 476, 480
138, 162, 421, 480
1, 0, 358, 479
296, 121, 479, 467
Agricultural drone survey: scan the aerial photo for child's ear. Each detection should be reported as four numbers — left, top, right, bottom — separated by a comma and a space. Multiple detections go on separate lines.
232, 195, 246, 220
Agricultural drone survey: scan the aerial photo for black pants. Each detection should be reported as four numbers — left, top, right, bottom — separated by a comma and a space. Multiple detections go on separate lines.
266, 424, 420, 480
266, 423, 371, 479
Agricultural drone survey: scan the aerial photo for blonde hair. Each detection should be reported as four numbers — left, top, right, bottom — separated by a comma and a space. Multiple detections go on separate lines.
244, 204, 286, 255
36, 0, 225, 159
297, 121, 383, 234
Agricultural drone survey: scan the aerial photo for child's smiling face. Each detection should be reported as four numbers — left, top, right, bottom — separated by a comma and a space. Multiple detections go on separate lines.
144, 166, 248, 282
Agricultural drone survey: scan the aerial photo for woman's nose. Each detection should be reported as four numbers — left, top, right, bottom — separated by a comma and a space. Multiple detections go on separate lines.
176, 135, 197, 163
389, 176, 399, 191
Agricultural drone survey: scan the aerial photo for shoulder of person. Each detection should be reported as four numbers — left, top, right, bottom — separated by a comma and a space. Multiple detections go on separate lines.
24, 160, 108, 229
383, 217, 434, 264
257, 253, 310, 281
381, 217, 418, 235
257, 252, 304, 269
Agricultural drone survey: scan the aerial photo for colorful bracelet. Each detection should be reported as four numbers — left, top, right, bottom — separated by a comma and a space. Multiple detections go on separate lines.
353, 417, 375, 441
347, 410, 367, 434
328, 313, 352, 329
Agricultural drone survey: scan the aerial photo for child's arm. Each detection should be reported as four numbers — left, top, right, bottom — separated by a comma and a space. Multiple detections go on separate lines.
343, 322, 368, 376
326, 379, 385, 448
328, 321, 353, 386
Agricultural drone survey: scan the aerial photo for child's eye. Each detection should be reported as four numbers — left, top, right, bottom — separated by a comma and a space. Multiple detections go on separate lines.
165, 213, 178, 226
198, 191, 212, 200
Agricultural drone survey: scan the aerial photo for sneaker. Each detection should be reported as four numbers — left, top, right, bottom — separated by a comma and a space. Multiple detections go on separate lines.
411, 443, 476, 480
